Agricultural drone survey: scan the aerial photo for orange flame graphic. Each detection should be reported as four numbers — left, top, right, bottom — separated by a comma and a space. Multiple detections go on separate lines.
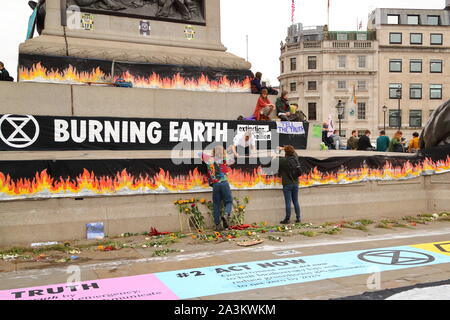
0, 157, 449, 201
18, 63, 251, 92
115, 71, 251, 92
19, 63, 109, 84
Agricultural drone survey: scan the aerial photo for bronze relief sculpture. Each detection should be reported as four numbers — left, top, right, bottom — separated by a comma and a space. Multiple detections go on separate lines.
67, 0, 205, 24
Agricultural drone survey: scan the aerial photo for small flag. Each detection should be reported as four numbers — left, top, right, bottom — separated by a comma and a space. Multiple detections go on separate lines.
353, 84, 357, 104
291, 0, 295, 24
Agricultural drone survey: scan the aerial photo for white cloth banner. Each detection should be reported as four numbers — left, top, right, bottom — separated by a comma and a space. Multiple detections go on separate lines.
276, 121, 305, 135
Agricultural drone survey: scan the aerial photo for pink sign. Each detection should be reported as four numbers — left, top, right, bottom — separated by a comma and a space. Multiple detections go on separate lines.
0, 274, 179, 300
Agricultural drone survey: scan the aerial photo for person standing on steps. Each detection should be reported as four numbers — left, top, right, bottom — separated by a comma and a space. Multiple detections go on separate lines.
272, 145, 302, 225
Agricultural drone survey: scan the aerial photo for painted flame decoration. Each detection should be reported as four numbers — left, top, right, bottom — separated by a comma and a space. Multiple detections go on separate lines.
18, 63, 251, 92
0, 157, 449, 201
115, 72, 251, 92
19, 63, 109, 84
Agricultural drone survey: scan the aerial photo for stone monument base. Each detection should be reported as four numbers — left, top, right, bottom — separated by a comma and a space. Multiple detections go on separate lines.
19, 35, 251, 70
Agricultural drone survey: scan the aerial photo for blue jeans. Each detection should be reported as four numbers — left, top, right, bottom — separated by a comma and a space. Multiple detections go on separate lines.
282, 184, 301, 221
212, 181, 233, 225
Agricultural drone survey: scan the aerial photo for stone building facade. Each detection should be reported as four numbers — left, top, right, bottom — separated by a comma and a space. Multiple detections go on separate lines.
279, 2, 450, 140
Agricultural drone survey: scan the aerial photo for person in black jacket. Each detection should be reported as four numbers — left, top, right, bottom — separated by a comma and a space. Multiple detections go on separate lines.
272, 145, 302, 224
357, 130, 375, 151
0, 62, 13, 82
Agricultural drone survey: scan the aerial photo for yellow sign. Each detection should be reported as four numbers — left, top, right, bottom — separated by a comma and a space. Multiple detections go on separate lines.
184, 25, 195, 40
411, 241, 450, 256
81, 13, 94, 31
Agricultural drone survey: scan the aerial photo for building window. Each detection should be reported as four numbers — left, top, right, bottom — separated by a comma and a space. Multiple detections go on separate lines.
389, 59, 402, 72
281, 61, 284, 73
430, 60, 443, 73
429, 109, 435, 117
337, 33, 348, 41
430, 84, 442, 99
409, 110, 422, 127
410, 33, 423, 44
389, 110, 401, 128
430, 34, 443, 45
389, 33, 402, 44
410, 84, 422, 99
308, 102, 317, 121
427, 16, 440, 25
358, 56, 366, 68
290, 82, 297, 92
410, 59, 422, 73
407, 15, 420, 25
307, 81, 317, 91
387, 15, 400, 24
290, 57, 297, 71
308, 56, 317, 70
356, 33, 367, 41
357, 80, 367, 90
389, 84, 402, 99
337, 80, 346, 89
357, 102, 366, 120
338, 55, 346, 68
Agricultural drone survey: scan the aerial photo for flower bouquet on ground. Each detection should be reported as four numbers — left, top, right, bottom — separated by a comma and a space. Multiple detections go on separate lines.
229, 196, 250, 227
174, 198, 207, 232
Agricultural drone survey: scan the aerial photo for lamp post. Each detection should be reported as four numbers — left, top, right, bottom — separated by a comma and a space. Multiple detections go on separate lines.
396, 88, 402, 131
382, 105, 388, 132
336, 100, 345, 137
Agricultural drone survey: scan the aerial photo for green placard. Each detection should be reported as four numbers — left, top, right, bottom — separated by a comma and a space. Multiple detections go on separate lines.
312, 124, 322, 138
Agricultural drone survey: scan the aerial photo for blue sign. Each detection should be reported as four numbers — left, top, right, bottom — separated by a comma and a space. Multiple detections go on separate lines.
155, 244, 450, 299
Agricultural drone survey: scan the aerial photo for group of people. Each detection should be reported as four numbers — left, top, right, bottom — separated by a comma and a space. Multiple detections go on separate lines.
0, 62, 14, 82
250, 88, 307, 122
199, 144, 302, 231
248, 71, 307, 122
345, 130, 420, 153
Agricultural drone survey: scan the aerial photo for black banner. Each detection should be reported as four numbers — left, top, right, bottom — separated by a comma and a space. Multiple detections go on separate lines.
0, 148, 448, 201
0, 114, 308, 151
18, 54, 253, 92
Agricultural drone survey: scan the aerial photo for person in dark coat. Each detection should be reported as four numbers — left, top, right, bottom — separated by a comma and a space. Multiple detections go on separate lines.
357, 130, 375, 151
0, 62, 13, 82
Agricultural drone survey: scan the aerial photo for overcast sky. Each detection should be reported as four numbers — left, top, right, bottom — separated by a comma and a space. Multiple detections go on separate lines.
0, 0, 447, 83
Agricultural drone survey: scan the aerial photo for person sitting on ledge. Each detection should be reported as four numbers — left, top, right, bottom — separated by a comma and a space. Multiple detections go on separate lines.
408, 132, 420, 153
388, 131, 405, 153
250, 72, 263, 94
250, 71, 278, 95
376, 130, 390, 152
357, 130, 375, 151
0, 62, 14, 82
322, 123, 334, 149
276, 91, 300, 122
253, 88, 275, 121
347, 130, 359, 150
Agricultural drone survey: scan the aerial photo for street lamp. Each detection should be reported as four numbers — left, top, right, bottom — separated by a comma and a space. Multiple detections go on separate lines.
382, 105, 388, 132
396, 87, 402, 131
336, 100, 345, 137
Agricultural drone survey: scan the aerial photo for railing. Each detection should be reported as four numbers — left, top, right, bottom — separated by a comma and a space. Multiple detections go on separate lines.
303, 41, 322, 48
332, 41, 350, 48
354, 41, 372, 48
282, 40, 375, 52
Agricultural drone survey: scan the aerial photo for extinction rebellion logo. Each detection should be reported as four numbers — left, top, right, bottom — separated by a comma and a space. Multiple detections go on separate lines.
0, 114, 40, 148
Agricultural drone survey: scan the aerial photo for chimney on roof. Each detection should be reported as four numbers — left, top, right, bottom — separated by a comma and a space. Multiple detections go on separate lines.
446, 0, 450, 9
